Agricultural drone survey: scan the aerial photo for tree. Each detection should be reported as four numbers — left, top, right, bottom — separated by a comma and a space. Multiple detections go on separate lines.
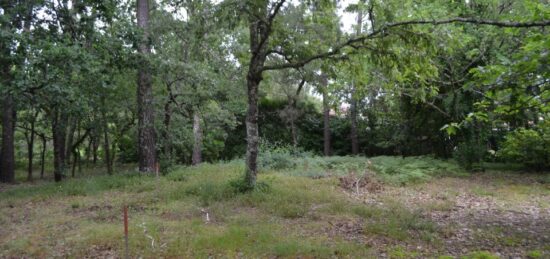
136, 0, 157, 172
234, 0, 549, 188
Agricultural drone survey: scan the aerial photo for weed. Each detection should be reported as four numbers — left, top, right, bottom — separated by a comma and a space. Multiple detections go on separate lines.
461, 251, 500, 259
359, 203, 438, 242
527, 250, 543, 259
387, 246, 419, 258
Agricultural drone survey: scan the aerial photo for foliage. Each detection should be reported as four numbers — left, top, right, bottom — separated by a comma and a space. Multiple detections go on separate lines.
461, 251, 500, 259
453, 127, 488, 171
369, 156, 467, 185
497, 121, 550, 171
257, 139, 308, 171
270, 154, 467, 185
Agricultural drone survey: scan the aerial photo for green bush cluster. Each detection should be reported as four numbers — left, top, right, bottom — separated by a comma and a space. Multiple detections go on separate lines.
257, 140, 310, 171
453, 138, 487, 170
276, 154, 466, 185
369, 156, 467, 185
498, 121, 550, 171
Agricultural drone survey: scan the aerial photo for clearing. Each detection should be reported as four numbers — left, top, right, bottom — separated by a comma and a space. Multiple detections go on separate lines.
1, 157, 549, 258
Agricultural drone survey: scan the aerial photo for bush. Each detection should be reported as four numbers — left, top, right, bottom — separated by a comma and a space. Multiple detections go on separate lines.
453, 138, 486, 170
229, 177, 270, 193
280, 155, 466, 185
258, 140, 309, 171
369, 156, 466, 185
497, 121, 550, 171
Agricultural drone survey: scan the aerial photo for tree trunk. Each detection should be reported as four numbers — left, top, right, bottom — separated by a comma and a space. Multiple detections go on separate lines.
321, 76, 331, 156
162, 94, 172, 158
103, 122, 112, 174
69, 128, 90, 177
289, 79, 305, 147
65, 118, 76, 164
110, 139, 117, 170
101, 102, 112, 174
22, 2, 35, 182
40, 134, 46, 179
350, 3, 364, 156
26, 110, 39, 181
52, 110, 67, 182
290, 120, 298, 147
245, 75, 261, 187
137, 0, 156, 173
244, 1, 270, 188
192, 111, 202, 165
1, 94, 16, 183
86, 136, 91, 164
71, 149, 78, 177
92, 134, 99, 165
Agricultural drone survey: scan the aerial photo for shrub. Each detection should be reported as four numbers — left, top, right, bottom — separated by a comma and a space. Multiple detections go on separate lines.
497, 121, 550, 171
453, 138, 486, 170
229, 177, 270, 193
258, 140, 309, 171
184, 181, 235, 206
462, 251, 499, 259
280, 155, 466, 185
369, 156, 466, 185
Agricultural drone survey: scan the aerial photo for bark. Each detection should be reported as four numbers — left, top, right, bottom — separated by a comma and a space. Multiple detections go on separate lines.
162, 88, 172, 158
92, 136, 99, 164
245, 75, 261, 187
52, 110, 68, 182
71, 128, 81, 177
137, 0, 156, 172
65, 118, 76, 164
242, 0, 278, 188
110, 139, 117, 170
0, 17, 15, 182
103, 123, 112, 174
26, 110, 39, 181
192, 111, 202, 165
1, 94, 16, 183
70, 128, 90, 177
40, 134, 46, 179
288, 79, 305, 147
86, 136, 92, 163
22, 3, 35, 181
350, 3, 363, 156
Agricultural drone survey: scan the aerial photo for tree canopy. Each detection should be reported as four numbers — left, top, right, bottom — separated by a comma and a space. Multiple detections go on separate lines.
0, 0, 549, 184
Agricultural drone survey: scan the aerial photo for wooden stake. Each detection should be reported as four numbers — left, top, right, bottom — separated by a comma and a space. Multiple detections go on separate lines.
124, 205, 129, 259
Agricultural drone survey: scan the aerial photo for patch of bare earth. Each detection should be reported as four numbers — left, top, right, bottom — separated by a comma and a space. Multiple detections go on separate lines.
84, 245, 118, 259
432, 192, 550, 257
337, 173, 550, 257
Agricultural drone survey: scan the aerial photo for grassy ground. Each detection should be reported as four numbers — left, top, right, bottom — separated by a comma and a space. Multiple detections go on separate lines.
0, 157, 549, 258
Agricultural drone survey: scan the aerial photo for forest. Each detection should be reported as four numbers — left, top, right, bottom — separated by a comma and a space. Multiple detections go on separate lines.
0, 0, 549, 258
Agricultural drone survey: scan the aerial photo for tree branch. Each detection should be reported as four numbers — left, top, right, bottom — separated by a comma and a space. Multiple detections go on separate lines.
268, 0, 286, 25
262, 17, 550, 71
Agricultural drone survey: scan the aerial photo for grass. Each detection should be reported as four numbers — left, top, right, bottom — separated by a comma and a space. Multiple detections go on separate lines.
0, 161, 364, 258
354, 203, 439, 243
1, 157, 549, 258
